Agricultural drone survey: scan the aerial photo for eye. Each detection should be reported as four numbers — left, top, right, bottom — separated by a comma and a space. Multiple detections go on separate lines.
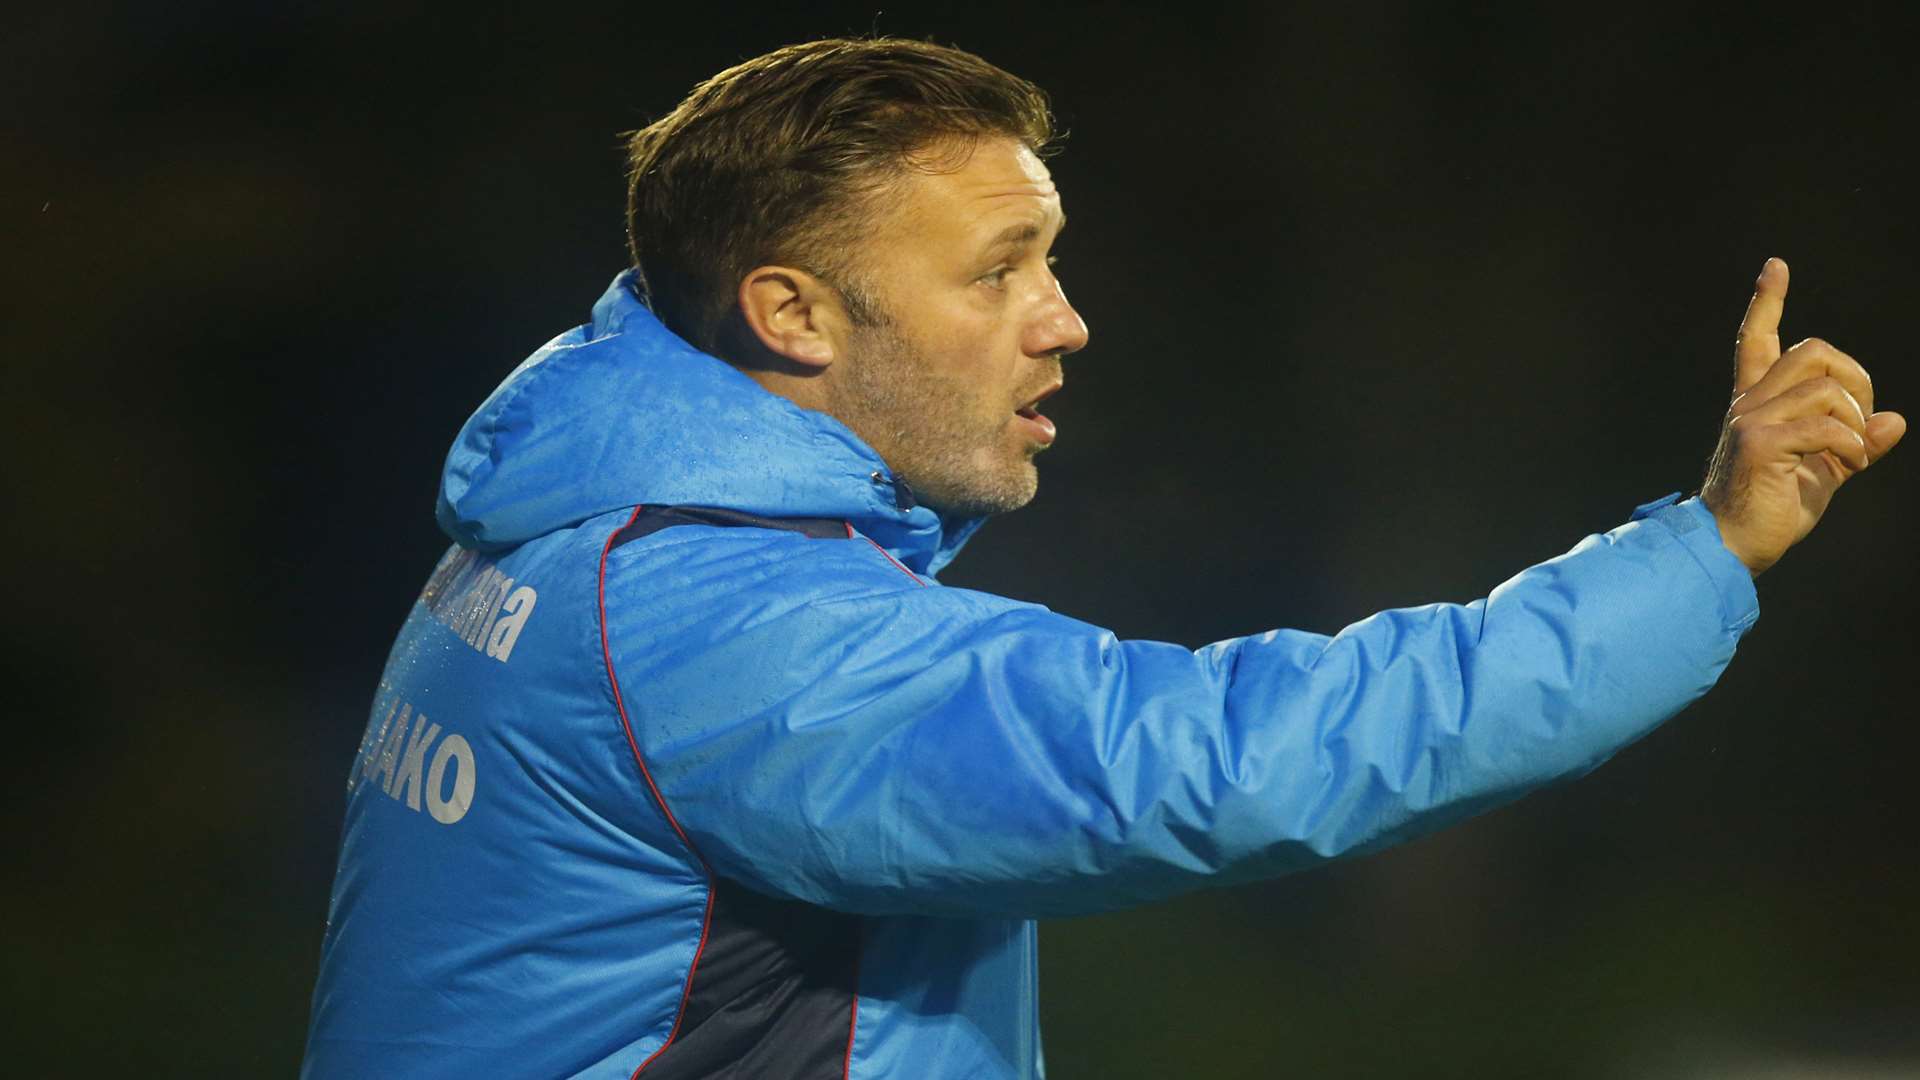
978, 254, 1061, 290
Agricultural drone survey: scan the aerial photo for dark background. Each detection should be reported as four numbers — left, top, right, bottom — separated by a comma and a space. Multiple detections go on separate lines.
8, 2, 1917, 1076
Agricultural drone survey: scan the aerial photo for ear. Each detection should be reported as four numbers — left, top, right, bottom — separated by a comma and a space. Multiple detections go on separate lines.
736, 265, 847, 371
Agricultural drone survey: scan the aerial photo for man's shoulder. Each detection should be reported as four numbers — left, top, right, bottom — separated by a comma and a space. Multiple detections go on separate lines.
602, 506, 931, 611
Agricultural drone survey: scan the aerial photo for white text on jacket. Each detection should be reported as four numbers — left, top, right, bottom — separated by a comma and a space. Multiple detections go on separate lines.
351, 697, 475, 824
420, 547, 537, 662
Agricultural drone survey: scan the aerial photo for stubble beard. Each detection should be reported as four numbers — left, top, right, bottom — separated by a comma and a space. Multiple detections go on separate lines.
831, 318, 1042, 519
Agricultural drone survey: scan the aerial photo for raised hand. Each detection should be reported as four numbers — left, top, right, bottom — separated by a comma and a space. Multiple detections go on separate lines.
1700, 258, 1906, 576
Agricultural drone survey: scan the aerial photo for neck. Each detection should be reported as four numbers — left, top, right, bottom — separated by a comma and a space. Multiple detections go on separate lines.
740, 365, 834, 415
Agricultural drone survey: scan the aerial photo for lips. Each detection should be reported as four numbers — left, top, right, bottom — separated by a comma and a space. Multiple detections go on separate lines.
1014, 382, 1062, 445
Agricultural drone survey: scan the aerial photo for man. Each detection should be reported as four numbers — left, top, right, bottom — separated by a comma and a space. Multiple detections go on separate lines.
303, 37, 1903, 1079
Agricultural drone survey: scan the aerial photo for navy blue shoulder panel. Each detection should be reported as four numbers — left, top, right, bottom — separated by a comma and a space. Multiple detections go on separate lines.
612, 505, 850, 550
611, 504, 860, 1080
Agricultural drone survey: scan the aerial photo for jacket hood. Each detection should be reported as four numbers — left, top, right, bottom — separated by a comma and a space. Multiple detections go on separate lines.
436, 271, 984, 577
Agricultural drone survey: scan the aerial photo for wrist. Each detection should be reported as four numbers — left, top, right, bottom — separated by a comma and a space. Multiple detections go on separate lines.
1705, 509, 1765, 578
1694, 487, 1764, 578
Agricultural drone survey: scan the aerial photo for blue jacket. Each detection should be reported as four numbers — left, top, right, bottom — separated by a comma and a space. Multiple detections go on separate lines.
304, 271, 1760, 1078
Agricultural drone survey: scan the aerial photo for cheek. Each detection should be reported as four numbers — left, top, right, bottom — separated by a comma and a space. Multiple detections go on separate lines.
904, 306, 1023, 414
923, 316, 998, 364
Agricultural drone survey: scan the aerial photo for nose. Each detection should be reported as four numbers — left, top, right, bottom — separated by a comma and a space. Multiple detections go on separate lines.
1025, 274, 1090, 358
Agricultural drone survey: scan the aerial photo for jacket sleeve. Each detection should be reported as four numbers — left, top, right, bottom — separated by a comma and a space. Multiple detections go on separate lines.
604, 493, 1758, 919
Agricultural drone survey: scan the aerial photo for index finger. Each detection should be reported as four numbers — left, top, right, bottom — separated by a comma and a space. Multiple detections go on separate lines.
1735, 257, 1789, 396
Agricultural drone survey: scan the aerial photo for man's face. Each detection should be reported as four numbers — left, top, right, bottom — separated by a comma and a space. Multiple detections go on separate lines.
826, 137, 1089, 518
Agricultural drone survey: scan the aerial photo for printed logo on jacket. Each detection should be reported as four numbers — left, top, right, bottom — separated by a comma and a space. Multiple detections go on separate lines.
351, 697, 475, 824
421, 547, 537, 662
343, 548, 541, 825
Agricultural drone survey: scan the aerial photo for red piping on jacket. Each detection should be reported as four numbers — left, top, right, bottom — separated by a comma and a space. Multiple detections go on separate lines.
843, 519, 871, 1080
862, 536, 927, 588
842, 943, 862, 1080
600, 505, 716, 1079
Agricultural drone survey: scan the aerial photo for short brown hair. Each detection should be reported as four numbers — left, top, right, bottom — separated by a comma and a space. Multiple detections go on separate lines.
624, 37, 1056, 354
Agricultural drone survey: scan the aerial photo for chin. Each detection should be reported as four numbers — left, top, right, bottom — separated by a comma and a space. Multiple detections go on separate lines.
920, 460, 1039, 518
990, 464, 1041, 514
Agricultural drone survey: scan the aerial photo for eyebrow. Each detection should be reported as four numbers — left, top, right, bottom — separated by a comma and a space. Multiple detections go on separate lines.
982, 214, 1066, 254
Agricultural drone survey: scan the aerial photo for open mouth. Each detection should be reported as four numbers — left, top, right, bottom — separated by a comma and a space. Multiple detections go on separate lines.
1014, 383, 1062, 444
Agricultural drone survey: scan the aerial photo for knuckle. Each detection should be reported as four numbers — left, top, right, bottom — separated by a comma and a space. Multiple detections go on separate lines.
1822, 416, 1864, 448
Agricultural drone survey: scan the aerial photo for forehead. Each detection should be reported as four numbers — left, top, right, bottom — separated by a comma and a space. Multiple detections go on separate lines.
883, 138, 1062, 248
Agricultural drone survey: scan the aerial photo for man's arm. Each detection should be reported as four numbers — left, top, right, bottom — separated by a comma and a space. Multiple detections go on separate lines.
607, 495, 1752, 919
